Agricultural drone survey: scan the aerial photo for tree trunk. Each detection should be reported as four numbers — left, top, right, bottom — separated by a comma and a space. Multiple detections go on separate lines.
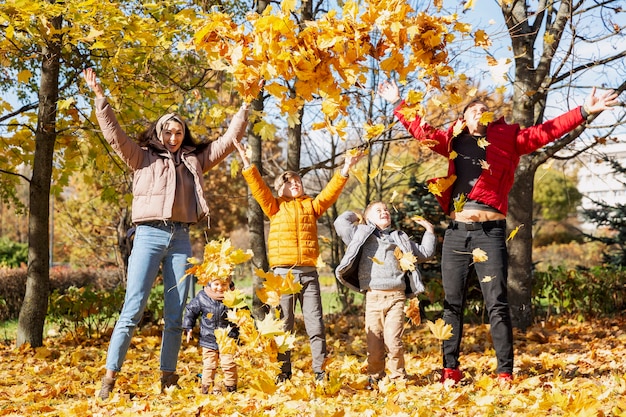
16, 14, 62, 347
248, 0, 271, 320
506, 156, 536, 330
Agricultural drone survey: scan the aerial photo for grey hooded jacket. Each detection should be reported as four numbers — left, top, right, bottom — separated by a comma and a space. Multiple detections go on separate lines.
334, 211, 436, 298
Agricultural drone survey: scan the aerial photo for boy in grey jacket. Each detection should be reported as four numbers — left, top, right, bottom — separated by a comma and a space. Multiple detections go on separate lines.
334, 202, 436, 383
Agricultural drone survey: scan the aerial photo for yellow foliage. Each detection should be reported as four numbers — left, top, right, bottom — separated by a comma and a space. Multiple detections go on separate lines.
185, 239, 253, 287
192, 1, 460, 125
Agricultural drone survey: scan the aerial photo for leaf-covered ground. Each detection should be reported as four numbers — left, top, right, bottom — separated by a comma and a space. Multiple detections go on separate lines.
1, 314, 625, 416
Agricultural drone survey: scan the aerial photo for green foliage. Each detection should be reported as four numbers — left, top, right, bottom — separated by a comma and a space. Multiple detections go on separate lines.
533, 266, 626, 320
0, 238, 27, 268
47, 285, 125, 341
533, 166, 582, 221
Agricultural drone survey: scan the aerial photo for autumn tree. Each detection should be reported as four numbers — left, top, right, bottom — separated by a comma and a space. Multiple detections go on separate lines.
0, 0, 249, 346
498, 0, 626, 329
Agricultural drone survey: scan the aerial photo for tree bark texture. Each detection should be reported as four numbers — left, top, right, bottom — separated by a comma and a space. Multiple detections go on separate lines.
17, 14, 62, 347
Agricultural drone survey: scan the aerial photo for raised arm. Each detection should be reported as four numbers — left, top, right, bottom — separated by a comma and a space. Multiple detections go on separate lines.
83, 68, 105, 99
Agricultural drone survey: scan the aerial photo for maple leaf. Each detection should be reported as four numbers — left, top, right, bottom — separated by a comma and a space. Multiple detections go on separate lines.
256, 313, 286, 337
426, 318, 453, 340
478, 112, 494, 126
428, 175, 456, 197
452, 120, 465, 137
215, 327, 237, 354
472, 248, 488, 263
481, 275, 494, 283
405, 298, 421, 326
474, 29, 491, 47
507, 224, 524, 241
476, 137, 491, 149
394, 247, 417, 272
479, 159, 491, 171
453, 194, 467, 212
364, 123, 385, 139
449, 150, 458, 160
222, 288, 248, 310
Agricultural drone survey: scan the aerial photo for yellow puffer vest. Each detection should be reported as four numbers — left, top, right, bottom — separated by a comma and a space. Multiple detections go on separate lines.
242, 165, 348, 268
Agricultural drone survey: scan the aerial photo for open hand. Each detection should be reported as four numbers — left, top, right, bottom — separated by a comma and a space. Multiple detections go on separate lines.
584, 87, 620, 114
82, 68, 105, 99
377, 79, 401, 104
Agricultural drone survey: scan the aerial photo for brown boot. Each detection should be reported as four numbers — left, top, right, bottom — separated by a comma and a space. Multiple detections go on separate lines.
161, 372, 179, 393
98, 376, 116, 400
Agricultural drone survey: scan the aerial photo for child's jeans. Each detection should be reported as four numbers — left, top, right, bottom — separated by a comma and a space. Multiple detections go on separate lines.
202, 348, 237, 388
365, 290, 407, 380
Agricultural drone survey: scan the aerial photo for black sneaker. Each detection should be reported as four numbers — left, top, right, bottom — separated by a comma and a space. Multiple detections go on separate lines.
225, 385, 237, 393
315, 372, 326, 381
276, 372, 292, 383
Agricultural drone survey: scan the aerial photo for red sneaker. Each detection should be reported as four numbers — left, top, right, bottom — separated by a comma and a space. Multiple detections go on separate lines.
442, 368, 463, 384
497, 372, 513, 382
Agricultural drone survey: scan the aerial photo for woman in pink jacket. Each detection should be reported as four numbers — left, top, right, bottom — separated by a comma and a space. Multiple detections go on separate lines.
84, 69, 249, 399
379, 79, 618, 384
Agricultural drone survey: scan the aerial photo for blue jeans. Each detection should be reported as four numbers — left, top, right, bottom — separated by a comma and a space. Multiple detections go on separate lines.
441, 221, 514, 374
105, 222, 191, 373
274, 267, 327, 374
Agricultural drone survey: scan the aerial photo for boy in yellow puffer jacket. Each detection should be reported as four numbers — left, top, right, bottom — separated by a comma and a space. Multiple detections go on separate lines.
233, 139, 363, 382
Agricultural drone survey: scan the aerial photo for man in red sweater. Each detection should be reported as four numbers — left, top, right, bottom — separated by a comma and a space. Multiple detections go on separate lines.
378, 80, 619, 384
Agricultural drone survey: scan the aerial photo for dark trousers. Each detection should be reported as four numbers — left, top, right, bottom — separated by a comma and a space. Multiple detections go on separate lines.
441, 221, 514, 374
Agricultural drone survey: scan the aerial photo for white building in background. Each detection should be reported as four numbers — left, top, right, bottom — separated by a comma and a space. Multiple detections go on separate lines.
577, 140, 626, 233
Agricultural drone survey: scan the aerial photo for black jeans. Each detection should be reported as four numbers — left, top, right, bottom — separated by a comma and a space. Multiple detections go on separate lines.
441, 220, 514, 374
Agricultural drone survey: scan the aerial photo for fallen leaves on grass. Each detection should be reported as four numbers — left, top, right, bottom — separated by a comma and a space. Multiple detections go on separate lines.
1, 316, 626, 415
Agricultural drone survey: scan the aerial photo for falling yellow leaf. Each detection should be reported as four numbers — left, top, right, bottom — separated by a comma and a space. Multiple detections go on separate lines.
449, 150, 458, 160
370, 257, 384, 265
479, 160, 491, 171
394, 247, 417, 272
481, 275, 494, 283
411, 215, 425, 222
476, 137, 490, 149
426, 318, 453, 340
428, 175, 456, 197
390, 190, 399, 203
453, 194, 467, 212
478, 112, 494, 126
474, 29, 491, 47
464, 0, 476, 10
472, 248, 488, 263
256, 313, 286, 337
222, 288, 248, 310
215, 327, 237, 354
405, 298, 421, 326
507, 224, 524, 241
364, 123, 385, 139
452, 120, 465, 137
316, 255, 326, 269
